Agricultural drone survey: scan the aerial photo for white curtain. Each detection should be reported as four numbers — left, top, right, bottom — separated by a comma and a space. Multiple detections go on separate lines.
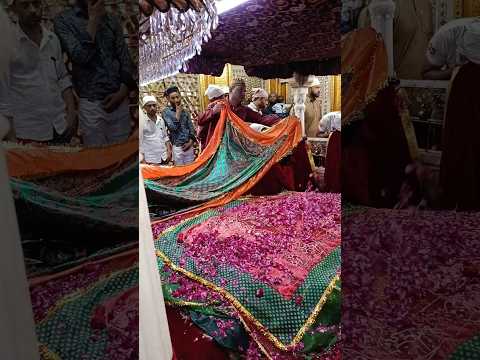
139, 166, 173, 359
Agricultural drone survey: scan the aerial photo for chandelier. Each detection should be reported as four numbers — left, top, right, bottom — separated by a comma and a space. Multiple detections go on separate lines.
139, 0, 218, 85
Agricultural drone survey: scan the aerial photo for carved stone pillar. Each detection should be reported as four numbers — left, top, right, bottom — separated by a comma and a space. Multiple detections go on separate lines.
369, 0, 396, 77
289, 73, 316, 137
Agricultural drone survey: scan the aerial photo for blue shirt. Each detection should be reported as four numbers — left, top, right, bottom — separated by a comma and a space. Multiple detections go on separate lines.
53, 6, 135, 100
162, 106, 196, 147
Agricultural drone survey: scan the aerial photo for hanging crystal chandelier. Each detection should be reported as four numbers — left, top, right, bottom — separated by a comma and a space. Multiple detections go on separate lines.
139, 0, 218, 86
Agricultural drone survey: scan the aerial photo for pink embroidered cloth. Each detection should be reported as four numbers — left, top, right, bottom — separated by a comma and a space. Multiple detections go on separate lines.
178, 192, 340, 299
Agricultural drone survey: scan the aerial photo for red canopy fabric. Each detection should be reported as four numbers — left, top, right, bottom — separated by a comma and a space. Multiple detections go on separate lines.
185, 0, 341, 78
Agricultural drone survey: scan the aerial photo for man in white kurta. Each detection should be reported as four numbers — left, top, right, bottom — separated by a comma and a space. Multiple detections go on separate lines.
140, 95, 172, 165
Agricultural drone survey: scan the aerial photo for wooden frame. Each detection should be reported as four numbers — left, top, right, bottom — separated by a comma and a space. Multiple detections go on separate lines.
455, 0, 480, 17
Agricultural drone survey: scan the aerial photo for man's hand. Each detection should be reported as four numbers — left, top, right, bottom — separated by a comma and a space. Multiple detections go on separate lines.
4, 115, 16, 141
175, 104, 183, 121
212, 102, 224, 115
166, 149, 172, 163
87, 0, 106, 40
88, 0, 106, 21
65, 108, 77, 134
102, 85, 128, 113
182, 139, 193, 151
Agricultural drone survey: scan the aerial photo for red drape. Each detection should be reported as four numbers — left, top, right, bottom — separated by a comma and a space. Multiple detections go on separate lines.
440, 62, 480, 211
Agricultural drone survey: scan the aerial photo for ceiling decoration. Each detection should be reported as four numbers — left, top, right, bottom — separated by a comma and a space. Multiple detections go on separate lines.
139, 0, 218, 85
184, 0, 341, 79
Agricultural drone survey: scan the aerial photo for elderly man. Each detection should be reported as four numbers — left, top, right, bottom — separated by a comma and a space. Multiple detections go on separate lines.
197, 84, 226, 150
0, 0, 76, 144
197, 79, 281, 148
139, 95, 171, 165
423, 18, 480, 210
248, 88, 268, 114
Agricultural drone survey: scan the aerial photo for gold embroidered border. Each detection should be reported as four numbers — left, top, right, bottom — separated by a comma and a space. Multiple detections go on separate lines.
343, 68, 390, 128
156, 249, 340, 351
39, 344, 61, 360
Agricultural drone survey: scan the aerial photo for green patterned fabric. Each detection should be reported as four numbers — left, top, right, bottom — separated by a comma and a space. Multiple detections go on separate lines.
450, 335, 480, 360
155, 199, 341, 347
10, 164, 138, 229
145, 121, 287, 203
36, 266, 138, 359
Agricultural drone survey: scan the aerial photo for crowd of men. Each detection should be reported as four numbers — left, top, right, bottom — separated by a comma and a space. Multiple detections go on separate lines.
141, 78, 341, 167
0, 0, 136, 146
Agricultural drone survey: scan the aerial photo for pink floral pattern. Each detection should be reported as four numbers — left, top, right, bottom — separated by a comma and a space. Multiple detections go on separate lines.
178, 192, 340, 299
343, 208, 480, 359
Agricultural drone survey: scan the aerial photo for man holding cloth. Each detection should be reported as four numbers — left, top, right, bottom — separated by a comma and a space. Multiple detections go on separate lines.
197, 84, 226, 151
140, 95, 171, 165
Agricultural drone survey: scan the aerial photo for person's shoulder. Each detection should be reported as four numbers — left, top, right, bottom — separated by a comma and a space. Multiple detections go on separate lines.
54, 7, 76, 22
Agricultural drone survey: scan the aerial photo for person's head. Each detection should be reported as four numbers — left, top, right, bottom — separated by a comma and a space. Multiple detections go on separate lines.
12, 0, 43, 27
164, 86, 181, 107
76, 0, 100, 12
252, 88, 268, 110
142, 95, 158, 117
228, 79, 246, 107
205, 84, 226, 103
276, 95, 285, 104
309, 77, 322, 98
268, 92, 277, 105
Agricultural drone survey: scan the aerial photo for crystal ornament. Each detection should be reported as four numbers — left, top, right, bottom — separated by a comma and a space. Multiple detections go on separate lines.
139, 0, 218, 85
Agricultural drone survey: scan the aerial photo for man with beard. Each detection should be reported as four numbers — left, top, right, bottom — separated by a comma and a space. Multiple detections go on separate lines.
292, 77, 323, 137
196, 79, 280, 148
263, 92, 277, 115
54, 0, 136, 146
358, 0, 433, 80
0, 0, 76, 144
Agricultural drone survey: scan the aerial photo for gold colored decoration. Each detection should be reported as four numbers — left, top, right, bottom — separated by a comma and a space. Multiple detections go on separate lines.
141, 74, 201, 117
330, 75, 341, 112
198, 64, 265, 109
455, 0, 480, 17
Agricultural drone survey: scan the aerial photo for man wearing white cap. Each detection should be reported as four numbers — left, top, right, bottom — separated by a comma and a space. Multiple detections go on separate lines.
197, 84, 226, 150
423, 17, 480, 80
305, 77, 323, 137
140, 95, 171, 165
204, 84, 226, 103
248, 88, 268, 114
422, 18, 480, 210
291, 77, 323, 137
318, 111, 341, 137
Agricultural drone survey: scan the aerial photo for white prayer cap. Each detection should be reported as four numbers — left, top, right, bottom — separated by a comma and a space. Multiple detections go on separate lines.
458, 21, 480, 65
143, 95, 157, 106
252, 88, 268, 100
332, 112, 342, 131
205, 84, 226, 100
310, 77, 322, 87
